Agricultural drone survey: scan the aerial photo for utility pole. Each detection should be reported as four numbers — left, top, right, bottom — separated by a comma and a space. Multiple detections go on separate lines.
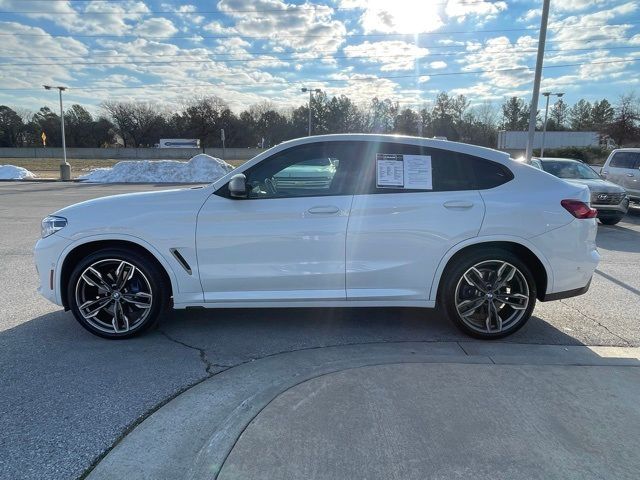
43, 85, 70, 180
540, 91, 564, 158
524, 0, 551, 162
301, 87, 321, 136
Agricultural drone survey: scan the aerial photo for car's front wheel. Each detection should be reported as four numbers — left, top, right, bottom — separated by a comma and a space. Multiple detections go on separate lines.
67, 248, 169, 339
440, 249, 537, 339
598, 215, 624, 226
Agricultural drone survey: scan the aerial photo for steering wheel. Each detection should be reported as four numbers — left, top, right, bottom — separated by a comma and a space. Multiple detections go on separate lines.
264, 177, 278, 196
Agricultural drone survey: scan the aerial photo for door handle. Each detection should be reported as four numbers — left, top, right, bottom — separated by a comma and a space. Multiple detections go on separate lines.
601, 170, 609, 175
307, 205, 340, 215
443, 201, 474, 209
626, 173, 635, 177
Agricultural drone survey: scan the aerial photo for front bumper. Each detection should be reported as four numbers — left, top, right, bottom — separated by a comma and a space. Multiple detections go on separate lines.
34, 233, 70, 306
592, 197, 629, 217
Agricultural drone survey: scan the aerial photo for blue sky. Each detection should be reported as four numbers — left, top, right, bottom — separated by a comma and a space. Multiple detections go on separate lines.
0, 0, 638, 115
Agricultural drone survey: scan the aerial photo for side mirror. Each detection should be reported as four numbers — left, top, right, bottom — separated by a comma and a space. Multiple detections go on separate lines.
228, 173, 247, 198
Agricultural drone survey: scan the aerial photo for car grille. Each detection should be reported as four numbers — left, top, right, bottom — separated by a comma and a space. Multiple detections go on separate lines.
591, 192, 626, 205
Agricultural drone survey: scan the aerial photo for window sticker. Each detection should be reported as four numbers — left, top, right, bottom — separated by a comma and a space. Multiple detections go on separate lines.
376, 153, 404, 187
376, 153, 432, 190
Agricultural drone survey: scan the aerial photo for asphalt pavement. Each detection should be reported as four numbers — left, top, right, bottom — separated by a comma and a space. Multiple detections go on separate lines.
1, 182, 639, 479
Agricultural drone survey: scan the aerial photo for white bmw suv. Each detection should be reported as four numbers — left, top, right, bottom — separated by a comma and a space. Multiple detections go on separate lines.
35, 135, 600, 339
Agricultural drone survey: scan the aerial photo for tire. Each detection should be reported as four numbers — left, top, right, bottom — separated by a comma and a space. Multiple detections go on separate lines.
439, 248, 537, 339
67, 248, 169, 339
599, 216, 623, 225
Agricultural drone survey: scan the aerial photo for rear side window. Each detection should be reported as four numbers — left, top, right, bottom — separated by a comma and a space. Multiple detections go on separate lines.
610, 152, 640, 169
356, 142, 513, 194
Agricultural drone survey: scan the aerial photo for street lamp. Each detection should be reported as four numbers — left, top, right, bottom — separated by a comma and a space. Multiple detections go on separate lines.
540, 91, 564, 158
301, 87, 321, 136
43, 85, 70, 180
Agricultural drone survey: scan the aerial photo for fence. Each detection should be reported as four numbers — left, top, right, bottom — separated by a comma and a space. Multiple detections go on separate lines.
0, 147, 265, 161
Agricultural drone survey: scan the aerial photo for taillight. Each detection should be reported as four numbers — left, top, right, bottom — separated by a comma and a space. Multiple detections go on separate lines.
561, 199, 597, 219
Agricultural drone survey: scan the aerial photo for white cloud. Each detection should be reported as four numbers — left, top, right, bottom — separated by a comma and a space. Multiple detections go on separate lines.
549, 2, 638, 49
218, 0, 346, 54
342, 0, 444, 33
0, 0, 152, 35
136, 18, 178, 37
445, 0, 508, 23
459, 36, 538, 88
343, 40, 429, 71
429, 61, 447, 70
0, 22, 89, 89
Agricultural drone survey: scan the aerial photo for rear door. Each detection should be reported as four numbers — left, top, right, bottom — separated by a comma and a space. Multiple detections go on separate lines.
346, 142, 506, 302
603, 151, 640, 196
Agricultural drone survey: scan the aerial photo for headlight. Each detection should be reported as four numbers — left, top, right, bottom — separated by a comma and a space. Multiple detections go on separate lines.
41, 216, 67, 238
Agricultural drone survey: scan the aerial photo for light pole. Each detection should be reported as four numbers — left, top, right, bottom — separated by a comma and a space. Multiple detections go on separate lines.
540, 92, 564, 158
524, 0, 551, 162
301, 87, 321, 136
43, 85, 70, 180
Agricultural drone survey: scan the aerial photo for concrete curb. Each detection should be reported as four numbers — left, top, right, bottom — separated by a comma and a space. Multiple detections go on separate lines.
86, 342, 640, 480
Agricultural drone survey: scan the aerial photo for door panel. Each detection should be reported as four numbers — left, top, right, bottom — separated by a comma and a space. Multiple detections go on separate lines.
346, 191, 485, 301
197, 194, 352, 302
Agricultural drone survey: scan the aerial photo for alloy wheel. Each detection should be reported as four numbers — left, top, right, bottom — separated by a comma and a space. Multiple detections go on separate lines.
75, 259, 153, 334
454, 260, 530, 334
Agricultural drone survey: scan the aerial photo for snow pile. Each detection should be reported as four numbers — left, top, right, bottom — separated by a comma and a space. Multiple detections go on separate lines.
79, 154, 234, 183
0, 165, 36, 180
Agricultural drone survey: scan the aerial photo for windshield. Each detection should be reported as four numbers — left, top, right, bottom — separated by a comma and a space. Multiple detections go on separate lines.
541, 160, 601, 180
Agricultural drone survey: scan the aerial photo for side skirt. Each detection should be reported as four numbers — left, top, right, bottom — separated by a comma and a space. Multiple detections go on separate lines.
173, 299, 436, 310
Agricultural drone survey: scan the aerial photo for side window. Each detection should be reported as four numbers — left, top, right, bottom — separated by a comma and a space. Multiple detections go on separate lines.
610, 152, 640, 169
241, 141, 362, 199
358, 142, 512, 194
471, 158, 514, 189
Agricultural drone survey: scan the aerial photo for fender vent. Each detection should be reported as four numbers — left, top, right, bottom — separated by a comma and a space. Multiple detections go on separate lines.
170, 248, 192, 275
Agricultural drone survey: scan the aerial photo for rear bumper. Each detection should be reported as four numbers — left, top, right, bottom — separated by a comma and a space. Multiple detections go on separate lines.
528, 219, 600, 297
540, 279, 591, 301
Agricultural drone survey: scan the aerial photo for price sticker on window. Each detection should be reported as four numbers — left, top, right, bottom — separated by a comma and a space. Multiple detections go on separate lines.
376, 153, 432, 190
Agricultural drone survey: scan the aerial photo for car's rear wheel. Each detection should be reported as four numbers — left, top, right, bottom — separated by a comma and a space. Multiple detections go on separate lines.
67, 248, 169, 339
440, 249, 536, 339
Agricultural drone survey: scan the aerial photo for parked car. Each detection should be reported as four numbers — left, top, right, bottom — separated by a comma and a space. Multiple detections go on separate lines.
600, 148, 640, 203
35, 135, 599, 340
531, 157, 629, 225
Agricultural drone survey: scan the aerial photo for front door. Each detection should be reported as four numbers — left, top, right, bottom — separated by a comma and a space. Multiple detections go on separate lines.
196, 141, 360, 303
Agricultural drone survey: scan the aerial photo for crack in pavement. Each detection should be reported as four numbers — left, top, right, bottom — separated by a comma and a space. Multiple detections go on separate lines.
559, 300, 632, 347
159, 330, 233, 375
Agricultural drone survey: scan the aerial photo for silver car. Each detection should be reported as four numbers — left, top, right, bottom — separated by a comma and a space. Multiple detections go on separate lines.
532, 157, 629, 225
600, 149, 640, 202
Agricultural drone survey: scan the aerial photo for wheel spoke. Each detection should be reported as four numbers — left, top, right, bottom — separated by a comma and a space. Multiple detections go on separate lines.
463, 267, 487, 293
81, 267, 112, 292
495, 293, 528, 310
79, 296, 112, 318
112, 301, 130, 333
486, 300, 503, 333
121, 292, 152, 309
493, 262, 516, 291
115, 261, 136, 290
457, 297, 486, 317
